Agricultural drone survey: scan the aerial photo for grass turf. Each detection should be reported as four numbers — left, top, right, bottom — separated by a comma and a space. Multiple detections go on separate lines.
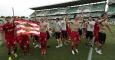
0, 25, 115, 60
92, 25, 115, 60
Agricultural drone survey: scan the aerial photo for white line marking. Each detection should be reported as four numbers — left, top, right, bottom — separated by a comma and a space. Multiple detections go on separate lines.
87, 37, 95, 60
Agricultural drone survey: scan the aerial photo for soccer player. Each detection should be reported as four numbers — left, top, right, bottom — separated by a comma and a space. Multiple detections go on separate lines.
86, 17, 95, 46
54, 18, 62, 48
69, 15, 80, 54
39, 19, 48, 55
95, 13, 111, 54
2, 17, 17, 60
60, 17, 68, 45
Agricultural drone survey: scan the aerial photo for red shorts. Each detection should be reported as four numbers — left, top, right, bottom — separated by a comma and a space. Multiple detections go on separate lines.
70, 31, 80, 43
39, 32, 47, 49
7, 42, 16, 48
5, 37, 16, 48
39, 32, 47, 43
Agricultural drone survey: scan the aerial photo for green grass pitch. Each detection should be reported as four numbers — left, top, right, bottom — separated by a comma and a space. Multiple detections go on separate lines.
0, 25, 115, 60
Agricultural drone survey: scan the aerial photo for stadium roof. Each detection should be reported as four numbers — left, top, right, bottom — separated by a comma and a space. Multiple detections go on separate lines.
30, 0, 106, 10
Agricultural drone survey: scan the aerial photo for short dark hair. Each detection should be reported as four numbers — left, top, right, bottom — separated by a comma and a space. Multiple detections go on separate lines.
74, 14, 77, 19
56, 18, 60, 21
92, 18, 95, 21
101, 12, 107, 17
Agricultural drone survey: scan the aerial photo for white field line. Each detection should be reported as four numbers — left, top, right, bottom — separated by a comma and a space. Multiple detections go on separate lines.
87, 37, 95, 60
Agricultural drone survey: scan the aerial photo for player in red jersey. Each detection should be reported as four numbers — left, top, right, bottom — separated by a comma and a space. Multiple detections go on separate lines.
2, 17, 17, 60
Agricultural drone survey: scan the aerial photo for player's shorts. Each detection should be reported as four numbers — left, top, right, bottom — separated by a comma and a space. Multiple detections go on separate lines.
70, 31, 80, 44
41, 42, 47, 48
86, 31, 93, 40
39, 32, 47, 43
39, 32, 48, 49
55, 32, 61, 39
7, 42, 16, 48
61, 30, 67, 38
98, 32, 106, 44
6, 37, 17, 48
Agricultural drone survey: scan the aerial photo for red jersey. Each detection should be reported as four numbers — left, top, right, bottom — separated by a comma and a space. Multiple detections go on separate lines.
2, 23, 16, 47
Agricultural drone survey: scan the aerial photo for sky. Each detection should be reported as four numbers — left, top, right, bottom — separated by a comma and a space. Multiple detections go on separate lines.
0, 0, 73, 17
